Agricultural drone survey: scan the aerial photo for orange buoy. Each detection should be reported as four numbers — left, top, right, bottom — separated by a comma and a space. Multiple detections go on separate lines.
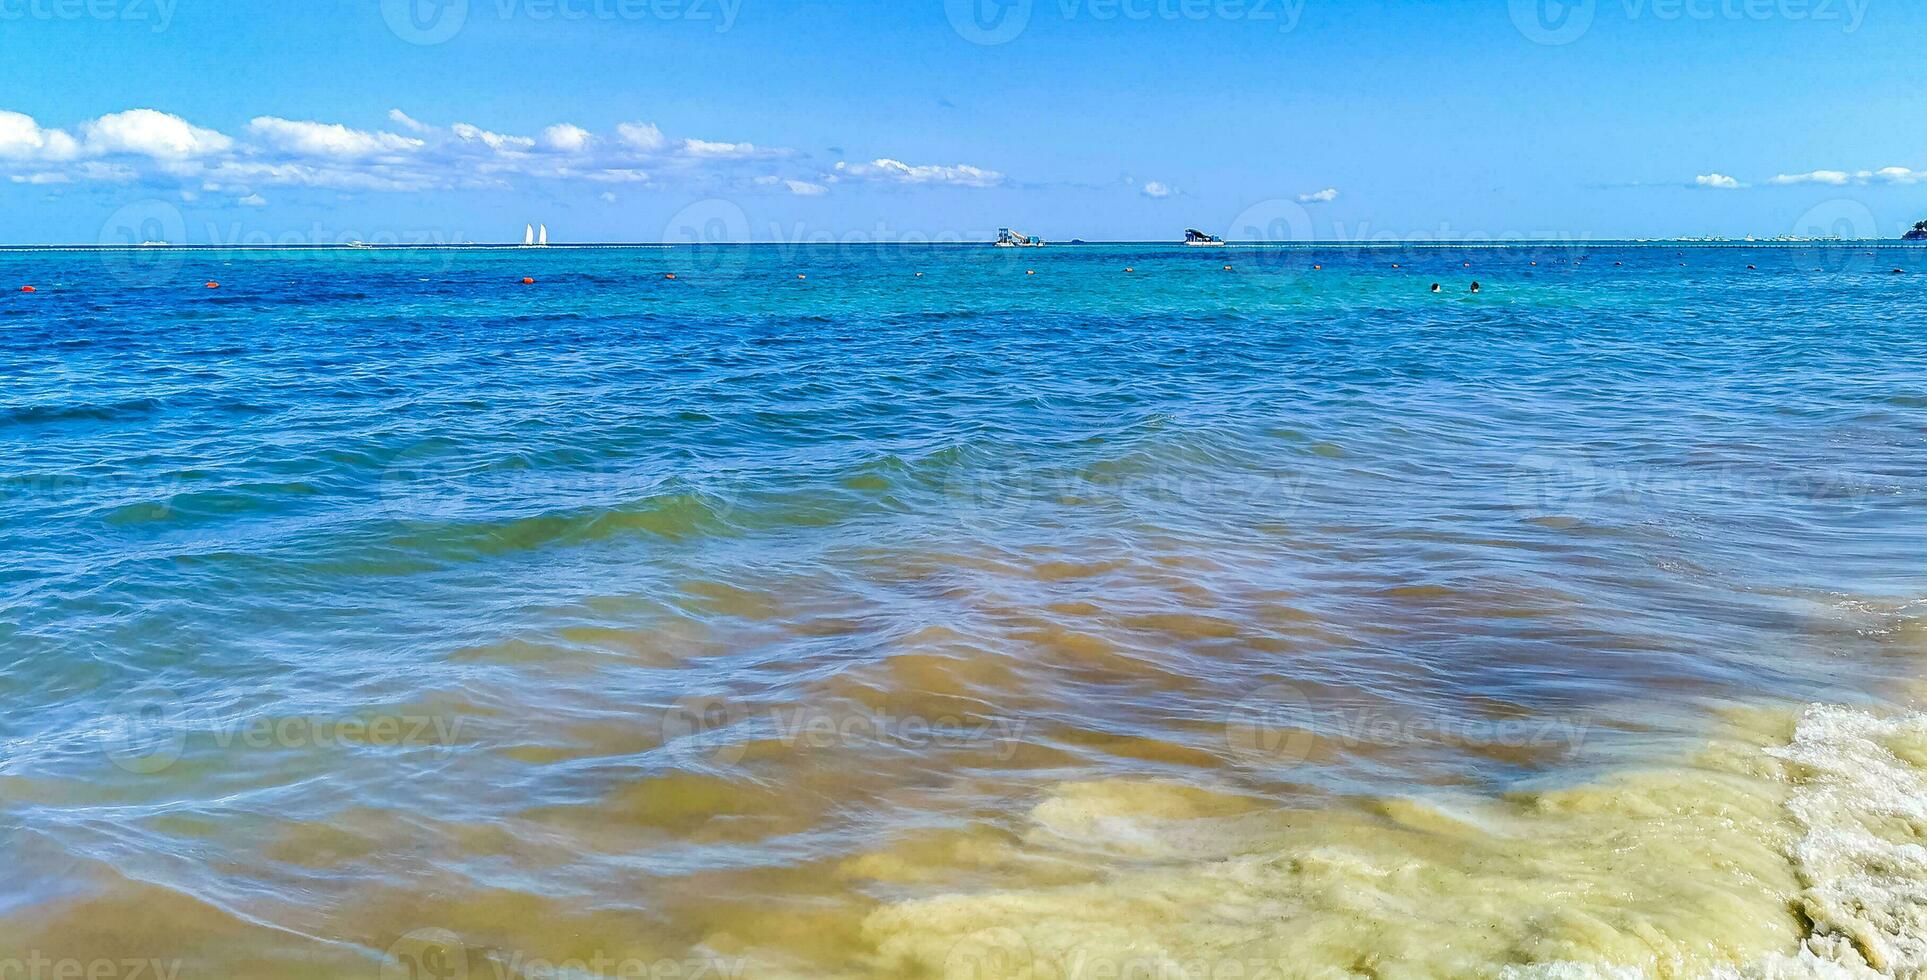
665, 273, 677, 280
205, 281, 220, 289
1311, 264, 1321, 270
521, 277, 535, 284
797, 274, 807, 280
1027, 270, 1035, 275
19, 286, 34, 293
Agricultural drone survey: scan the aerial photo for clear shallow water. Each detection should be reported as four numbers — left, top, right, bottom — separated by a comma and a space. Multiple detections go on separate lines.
1, 244, 1925, 978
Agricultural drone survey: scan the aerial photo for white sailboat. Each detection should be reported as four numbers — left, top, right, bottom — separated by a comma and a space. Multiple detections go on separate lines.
523, 224, 535, 247
538, 224, 549, 247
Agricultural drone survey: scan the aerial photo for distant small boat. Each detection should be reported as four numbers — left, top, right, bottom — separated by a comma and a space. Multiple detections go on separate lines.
995, 228, 1045, 248
523, 224, 535, 247
1184, 228, 1226, 247
539, 224, 549, 247
140, 241, 168, 247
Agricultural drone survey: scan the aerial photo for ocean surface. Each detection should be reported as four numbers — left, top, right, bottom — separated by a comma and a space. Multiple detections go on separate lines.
2, 243, 1925, 979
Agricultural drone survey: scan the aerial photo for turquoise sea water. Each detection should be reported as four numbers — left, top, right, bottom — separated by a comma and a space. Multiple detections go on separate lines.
3, 244, 1926, 977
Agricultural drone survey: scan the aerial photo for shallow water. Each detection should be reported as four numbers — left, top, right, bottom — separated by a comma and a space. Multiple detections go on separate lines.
1, 244, 1924, 978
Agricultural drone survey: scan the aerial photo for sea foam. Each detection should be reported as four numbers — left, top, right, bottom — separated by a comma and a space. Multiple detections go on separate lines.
862, 704, 1927, 979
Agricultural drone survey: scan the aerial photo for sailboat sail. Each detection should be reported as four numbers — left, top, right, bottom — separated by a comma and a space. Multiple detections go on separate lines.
524, 225, 535, 247
538, 225, 548, 247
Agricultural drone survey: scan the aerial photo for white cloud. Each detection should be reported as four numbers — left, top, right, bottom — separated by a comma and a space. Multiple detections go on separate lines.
0, 106, 991, 202
0, 111, 79, 161
76, 161, 138, 182
1694, 173, 1742, 190
1771, 169, 1852, 186
238, 193, 267, 207
82, 109, 232, 159
193, 158, 433, 193
450, 123, 535, 152
1298, 187, 1340, 203
834, 157, 1004, 188
249, 117, 422, 158
681, 138, 758, 158
1872, 166, 1925, 183
581, 168, 649, 183
616, 122, 665, 151
1141, 180, 1172, 199
1771, 166, 1927, 187
541, 124, 592, 152
599, 191, 617, 203
387, 109, 428, 133
15, 161, 133, 183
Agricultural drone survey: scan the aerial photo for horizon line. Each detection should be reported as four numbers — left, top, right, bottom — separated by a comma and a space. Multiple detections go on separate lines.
3, 239, 1924, 251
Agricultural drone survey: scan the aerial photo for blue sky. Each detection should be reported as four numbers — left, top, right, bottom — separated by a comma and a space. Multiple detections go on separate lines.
2, 0, 1922, 243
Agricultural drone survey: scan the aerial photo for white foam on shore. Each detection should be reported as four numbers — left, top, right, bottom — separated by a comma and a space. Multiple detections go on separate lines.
1769, 706, 1927, 976
861, 704, 1927, 979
